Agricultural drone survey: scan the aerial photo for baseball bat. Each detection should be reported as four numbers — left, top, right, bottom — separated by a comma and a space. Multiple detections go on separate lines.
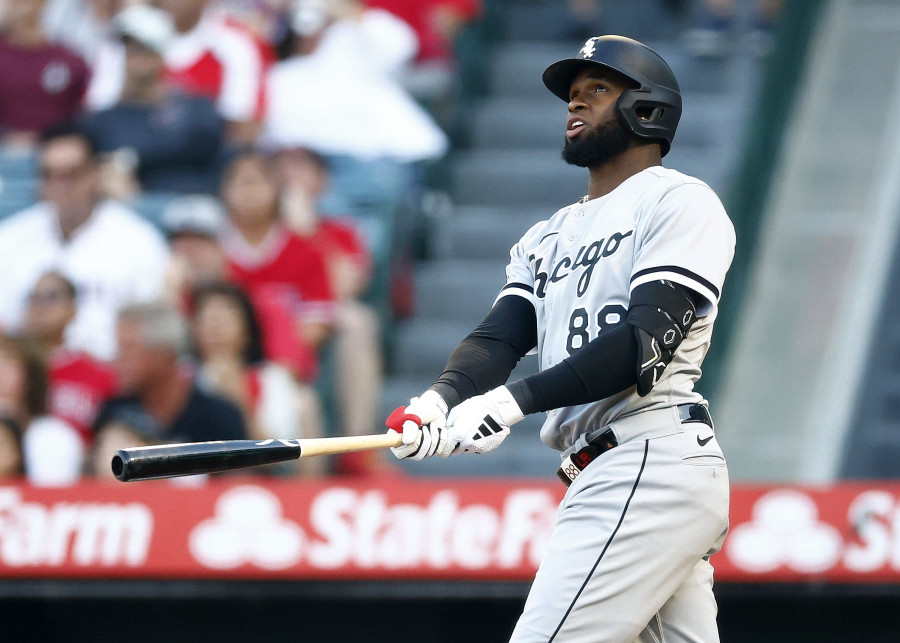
112, 432, 403, 482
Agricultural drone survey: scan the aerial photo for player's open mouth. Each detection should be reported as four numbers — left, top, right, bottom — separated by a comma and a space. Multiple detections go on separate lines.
567, 120, 586, 138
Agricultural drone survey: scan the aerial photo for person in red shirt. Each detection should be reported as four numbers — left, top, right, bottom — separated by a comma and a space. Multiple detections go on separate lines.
0, 0, 89, 145
21, 271, 117, 443
156, 0, 271, 144
220, 151, 335, 382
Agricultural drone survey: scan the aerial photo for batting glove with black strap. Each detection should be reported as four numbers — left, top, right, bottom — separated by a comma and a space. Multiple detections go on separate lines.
442, 386, 525, 456
386, 390, 449, 461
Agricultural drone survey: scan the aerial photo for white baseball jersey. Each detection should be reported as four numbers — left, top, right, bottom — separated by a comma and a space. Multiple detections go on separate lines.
497, 166, 735, 452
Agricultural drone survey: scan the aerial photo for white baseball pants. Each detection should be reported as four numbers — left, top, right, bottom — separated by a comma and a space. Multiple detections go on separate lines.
510, 406, 730, 643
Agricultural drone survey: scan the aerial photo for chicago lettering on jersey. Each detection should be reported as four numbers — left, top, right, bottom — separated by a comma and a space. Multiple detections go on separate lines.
529, 230, 633, 298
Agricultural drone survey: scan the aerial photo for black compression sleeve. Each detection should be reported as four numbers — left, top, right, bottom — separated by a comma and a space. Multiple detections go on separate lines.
507, 323, 638, 415
507, 282, 700, 415
430, 295, 538, 409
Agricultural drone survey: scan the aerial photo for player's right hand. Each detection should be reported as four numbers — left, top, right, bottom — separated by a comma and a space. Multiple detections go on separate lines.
386, 390, 448, 461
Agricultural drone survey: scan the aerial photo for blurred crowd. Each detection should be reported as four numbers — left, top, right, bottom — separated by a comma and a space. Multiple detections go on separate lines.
0, 0, 481, 483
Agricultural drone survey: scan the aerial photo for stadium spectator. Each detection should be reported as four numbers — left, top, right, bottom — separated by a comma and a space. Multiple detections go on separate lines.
161, 194, 230, 306
220, 151, 333, 381
0, 335, 83, 485
276, 148, 384, 459
191, 283, 325, 475
0, 417, 26, 478
22, 271, 118, 444
161, 189, 321, 384
365, 0, 482, 99
85, 0, 269, 143
94, 301, 248, 444
0, 124, 171, 360
208, 0, 280, 68
80, 5, 226, 195
0, 0, 89, 146
158, 0, 269, 143
262, 0, 447, 162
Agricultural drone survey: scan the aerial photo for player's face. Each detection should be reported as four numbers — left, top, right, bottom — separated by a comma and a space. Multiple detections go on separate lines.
561, 69, 635, 168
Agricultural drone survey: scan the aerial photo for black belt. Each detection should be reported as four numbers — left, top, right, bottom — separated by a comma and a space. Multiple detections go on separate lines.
556, 403, 713, 487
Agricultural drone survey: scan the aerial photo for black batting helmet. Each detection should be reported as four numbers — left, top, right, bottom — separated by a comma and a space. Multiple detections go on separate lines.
543, 35, 681, 156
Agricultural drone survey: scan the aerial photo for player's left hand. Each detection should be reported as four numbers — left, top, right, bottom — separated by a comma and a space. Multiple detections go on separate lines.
442, 386, 525, 456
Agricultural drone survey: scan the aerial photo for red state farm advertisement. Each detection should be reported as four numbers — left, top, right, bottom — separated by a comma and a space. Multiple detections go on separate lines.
718, 485, 900, 583
2, 479, 900, 582
0, 479, 560, 580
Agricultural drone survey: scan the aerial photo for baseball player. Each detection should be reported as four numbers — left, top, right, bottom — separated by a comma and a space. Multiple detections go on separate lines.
387, 35, 735, 642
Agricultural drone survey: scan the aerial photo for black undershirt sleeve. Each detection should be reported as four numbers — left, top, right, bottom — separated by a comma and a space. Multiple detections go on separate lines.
506, 283, 700, 415
506, 324, 637, 415
429, 295, 538, 409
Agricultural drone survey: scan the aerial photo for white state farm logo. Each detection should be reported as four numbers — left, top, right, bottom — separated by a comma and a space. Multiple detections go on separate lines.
189, 485, 305, 570
188, 485, 558, 571
727, 490, 842, 573
844, 490, 900, 572
0, 487, 152, 567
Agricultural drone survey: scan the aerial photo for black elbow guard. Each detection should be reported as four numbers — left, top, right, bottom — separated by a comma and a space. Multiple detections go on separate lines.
626, 280, 698, 396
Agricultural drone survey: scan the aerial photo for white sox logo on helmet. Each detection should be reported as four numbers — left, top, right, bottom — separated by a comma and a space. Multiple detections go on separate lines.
579, 38, 598, 59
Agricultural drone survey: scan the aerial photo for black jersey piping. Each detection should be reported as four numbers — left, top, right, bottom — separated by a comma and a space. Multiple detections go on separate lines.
547, 440, 650, 642
502, 282, 535, 293
539, 232, 560, 243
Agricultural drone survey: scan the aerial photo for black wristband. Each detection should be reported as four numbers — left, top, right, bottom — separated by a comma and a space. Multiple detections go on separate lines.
429, 382, 462, 410
506, 379, 537, 416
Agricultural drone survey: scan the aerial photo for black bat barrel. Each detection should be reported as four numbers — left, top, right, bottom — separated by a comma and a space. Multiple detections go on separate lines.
112, 440, 303, 482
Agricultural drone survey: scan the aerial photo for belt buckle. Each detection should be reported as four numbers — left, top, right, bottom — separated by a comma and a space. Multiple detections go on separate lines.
681, 404, 713, 429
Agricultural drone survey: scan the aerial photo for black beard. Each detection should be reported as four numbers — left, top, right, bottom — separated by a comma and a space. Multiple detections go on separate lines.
561, 119, 632, 167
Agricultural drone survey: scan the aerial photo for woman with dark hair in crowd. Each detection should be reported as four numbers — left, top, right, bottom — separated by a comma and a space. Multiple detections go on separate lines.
219, 150, 332, 382
0, 335, 83, 484
190, 282, 324, 475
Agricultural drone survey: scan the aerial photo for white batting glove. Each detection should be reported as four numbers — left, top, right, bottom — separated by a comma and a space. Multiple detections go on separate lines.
442, 386, 525, 457
385, 390, 449, 461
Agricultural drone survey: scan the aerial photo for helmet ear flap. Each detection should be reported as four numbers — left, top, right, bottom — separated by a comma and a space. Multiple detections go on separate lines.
614, 89, 650, 139
616, 87, 679, 156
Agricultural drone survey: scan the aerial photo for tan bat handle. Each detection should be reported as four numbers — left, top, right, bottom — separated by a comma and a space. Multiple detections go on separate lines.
298, 431, 404, 457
